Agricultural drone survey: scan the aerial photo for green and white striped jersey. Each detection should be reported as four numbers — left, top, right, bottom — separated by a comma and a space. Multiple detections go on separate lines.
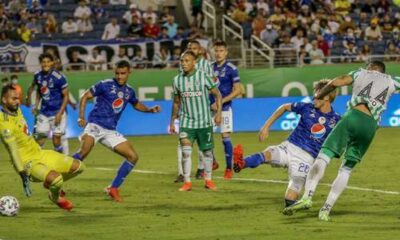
178, 57, 215, 78
173, 70, 217, 129
347, 68, 400, 121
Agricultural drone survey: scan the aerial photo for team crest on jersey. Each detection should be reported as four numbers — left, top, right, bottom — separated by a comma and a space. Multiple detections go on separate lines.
117, 91, 124, 98
112, 98, 124, 113
311, 123, 326, 139
318, 117, 326, 125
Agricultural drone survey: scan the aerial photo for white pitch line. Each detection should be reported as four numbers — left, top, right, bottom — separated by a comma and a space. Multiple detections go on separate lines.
93, 167, 400, 195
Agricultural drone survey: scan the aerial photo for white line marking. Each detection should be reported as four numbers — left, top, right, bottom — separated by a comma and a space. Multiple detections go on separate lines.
93, 167, 400, 195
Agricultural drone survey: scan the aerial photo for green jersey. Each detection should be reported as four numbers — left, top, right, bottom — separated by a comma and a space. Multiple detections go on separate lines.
179, 57, 215, 78
173, 70, 217, 129
347, 69, 400, 121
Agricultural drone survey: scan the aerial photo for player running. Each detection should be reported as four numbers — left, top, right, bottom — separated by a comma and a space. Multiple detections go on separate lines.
73, 60, 161, 202
170, 50, 222, 191
283, 61, 400, 221
26, 53, 69, 154
211, 40, 242, 180
0, 84, 85, 211
234, 80, 340, 208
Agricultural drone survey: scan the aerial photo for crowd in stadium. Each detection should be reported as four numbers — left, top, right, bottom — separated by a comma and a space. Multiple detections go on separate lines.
219, 0, 400, 64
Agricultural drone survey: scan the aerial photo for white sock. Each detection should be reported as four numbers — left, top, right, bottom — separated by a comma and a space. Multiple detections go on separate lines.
61, 135, 69, 155
303, 154, 330, 198
182, 146, 192, 182
321, 166, 352, 213
203, 150, 213, 180
198, 151, 205, 170
177, 143, 183, 175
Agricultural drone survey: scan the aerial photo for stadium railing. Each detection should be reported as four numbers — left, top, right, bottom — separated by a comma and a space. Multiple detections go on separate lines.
222, 14, 246, 67
203, 0, 217, 40
250, 35, 275, 68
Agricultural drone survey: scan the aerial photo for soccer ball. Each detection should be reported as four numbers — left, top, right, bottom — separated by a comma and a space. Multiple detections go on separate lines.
0, 196, 20, 217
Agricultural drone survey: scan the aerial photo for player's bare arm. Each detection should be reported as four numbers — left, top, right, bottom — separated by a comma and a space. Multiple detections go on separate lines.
222, 82, 242, 104
169, 94, 181, 134
132, 101, 161, 113
78, 90, 94, 127
315, 75, 352, 99
258, 103, 292, 142
210, 87, 222, 126
55, 87, 69, 125
25, 81, 36, 106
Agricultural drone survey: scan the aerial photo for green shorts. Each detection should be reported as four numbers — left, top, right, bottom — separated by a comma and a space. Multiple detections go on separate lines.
321, 109, 377, 168
179, 127, 214, 151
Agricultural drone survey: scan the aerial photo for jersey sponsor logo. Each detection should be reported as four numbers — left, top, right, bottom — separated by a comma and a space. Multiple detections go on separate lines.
311, 123, 326, 139
389, 108, 400, 127
112, 98, 124, 113
181, 91, 203, 98
40, 85, 51, 101
281, 112, 300, 130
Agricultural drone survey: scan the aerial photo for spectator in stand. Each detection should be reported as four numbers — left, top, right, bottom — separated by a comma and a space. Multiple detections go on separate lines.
26, 16, 43, 34
44, 14, 58, 35
169, 46, 181, 68
152, 47, 170, 69
391, 30, 400, 49
309, 40, 325, 65
91, 1, 106, 23
252, 11, 266, 37
341, 41, 358, 63
102, 18, 120, 40
380, 14, 394, 33
290, 29, 305, 51
143, 17, 160, 39
268, 7, 285, 30
360, 0, 375, 14
28, 0, 45, 19
74, 0, 92, 21
278, 34, 296, 65
127, 15, 143, 38
7, 0, 22, 17
10, 75, 24, 103
109, 0, 127, 5
231, 3, 248, 24
384, 42, 399, 62
302, 38, 312, 52
86, 48, 106, 70
111, 47, 130, 67
62, 17, 78, 34
0, 5, 9, 30
17, 22, 32, 42
67, 51, 86, 71
334, 0, 351, 16
163, 15, 178, 38
132, 49, 147, 69
159, 6, 170, 25
375, 0, 390, 14
256, 0, 269, 16
338, 16, 356, 35
260, 22, 279, 47
143, 6, 157, 24
327, 14, 340, 34
343, 27, 357, 49
191, 0, 204, 27
356, 44, 371, 63
123, 4, 141, 25
298, 44, 310, 66
365, 19, 383, 41
358, 12, 370, 32
77, 15, 93, 33
10, 53, 26, 72
158, 26, 170, 40
173, 26, 185, 40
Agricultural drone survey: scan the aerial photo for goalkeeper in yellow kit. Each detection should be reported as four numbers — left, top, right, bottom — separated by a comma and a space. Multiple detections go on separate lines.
0, 84, 85, 211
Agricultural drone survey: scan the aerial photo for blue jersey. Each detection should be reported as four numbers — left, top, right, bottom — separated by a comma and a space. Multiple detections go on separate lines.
210, 61, 240, 111
33, 69, 68, 117
88, 79, 138, 130
287, 102, 341, 158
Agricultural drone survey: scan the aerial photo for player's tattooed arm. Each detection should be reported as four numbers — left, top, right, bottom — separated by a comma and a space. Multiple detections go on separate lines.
315, 75, 352, 99
169, 94, 181, 134
210, 87, 222, 126
258, 103, 291, 142
55, 88, 69, 125
77, 90, 94, 127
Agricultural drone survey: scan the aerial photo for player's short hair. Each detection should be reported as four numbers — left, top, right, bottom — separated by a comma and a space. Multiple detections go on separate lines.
39, 53, 54, 62
188, 40, 200, 46
1, 84, 16, 99
115, 60, 131, 69
213, 40, 227, 48
314, 79, 337, 103
181, 50, 196, 59
367, 60, 386, 73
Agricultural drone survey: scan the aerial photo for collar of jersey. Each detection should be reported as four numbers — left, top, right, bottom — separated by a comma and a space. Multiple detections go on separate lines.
184, 69, 197, 78
0, 107, 18, 117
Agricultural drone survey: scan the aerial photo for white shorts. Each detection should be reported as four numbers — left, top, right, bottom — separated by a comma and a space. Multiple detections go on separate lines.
35, 113, 67, 136
213, 108, 233, 133
265, 141, 314, 180
81, 123, 127, 149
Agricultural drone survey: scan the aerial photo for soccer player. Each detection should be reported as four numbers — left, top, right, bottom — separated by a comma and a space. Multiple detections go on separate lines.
26, 53, 69, 154
233, 79, 340, 208
174, 40, 218, 182
0, 84, 85, 211
73, 60, 161, 202
283, 61, 400, 221
211, 40, 242, 180
170, 50, 222, 191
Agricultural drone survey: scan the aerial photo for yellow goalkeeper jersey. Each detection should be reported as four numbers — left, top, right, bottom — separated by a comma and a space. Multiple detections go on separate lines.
0, 108, 42, 164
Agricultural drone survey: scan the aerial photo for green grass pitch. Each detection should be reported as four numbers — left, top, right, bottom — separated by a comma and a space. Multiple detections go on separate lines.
0, 129, 399, 240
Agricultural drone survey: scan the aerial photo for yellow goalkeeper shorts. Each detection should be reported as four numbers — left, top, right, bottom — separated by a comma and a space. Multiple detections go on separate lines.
29, 150, 74, 182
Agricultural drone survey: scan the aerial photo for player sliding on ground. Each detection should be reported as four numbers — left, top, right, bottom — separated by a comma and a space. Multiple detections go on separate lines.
73, 60, 161, 202
0, 85, 85, 211
283, 61, 400, 221
233, 80, 340, 208
170, 50, 222, 191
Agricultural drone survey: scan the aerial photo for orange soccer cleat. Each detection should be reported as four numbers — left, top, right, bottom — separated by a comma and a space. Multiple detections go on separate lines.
105, 187, 123, 202
204, 179, 217, 191
179, 182, 192, 191
56, 197, 74, 211
233, 144, 245, 173
223, 169, 233, 180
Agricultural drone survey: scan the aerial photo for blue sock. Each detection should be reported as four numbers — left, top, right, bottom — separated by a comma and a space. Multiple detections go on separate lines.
72, 153, 83, 161
222, 137, 233, 169
111, 160, 135, 188
54, 145, 63, 153
244, 153, 265, 168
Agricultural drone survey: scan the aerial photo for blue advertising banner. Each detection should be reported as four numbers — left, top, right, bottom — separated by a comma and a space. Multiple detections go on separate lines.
20, 94, 400, 138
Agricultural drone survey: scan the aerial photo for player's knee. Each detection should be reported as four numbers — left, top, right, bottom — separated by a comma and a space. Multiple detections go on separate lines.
287, 176, 305, 194
202, 150, 213, 159
126, 151, 139, 163
181, 146, 192, 160
44, 172, 63, 189
71, 160, 86, 174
